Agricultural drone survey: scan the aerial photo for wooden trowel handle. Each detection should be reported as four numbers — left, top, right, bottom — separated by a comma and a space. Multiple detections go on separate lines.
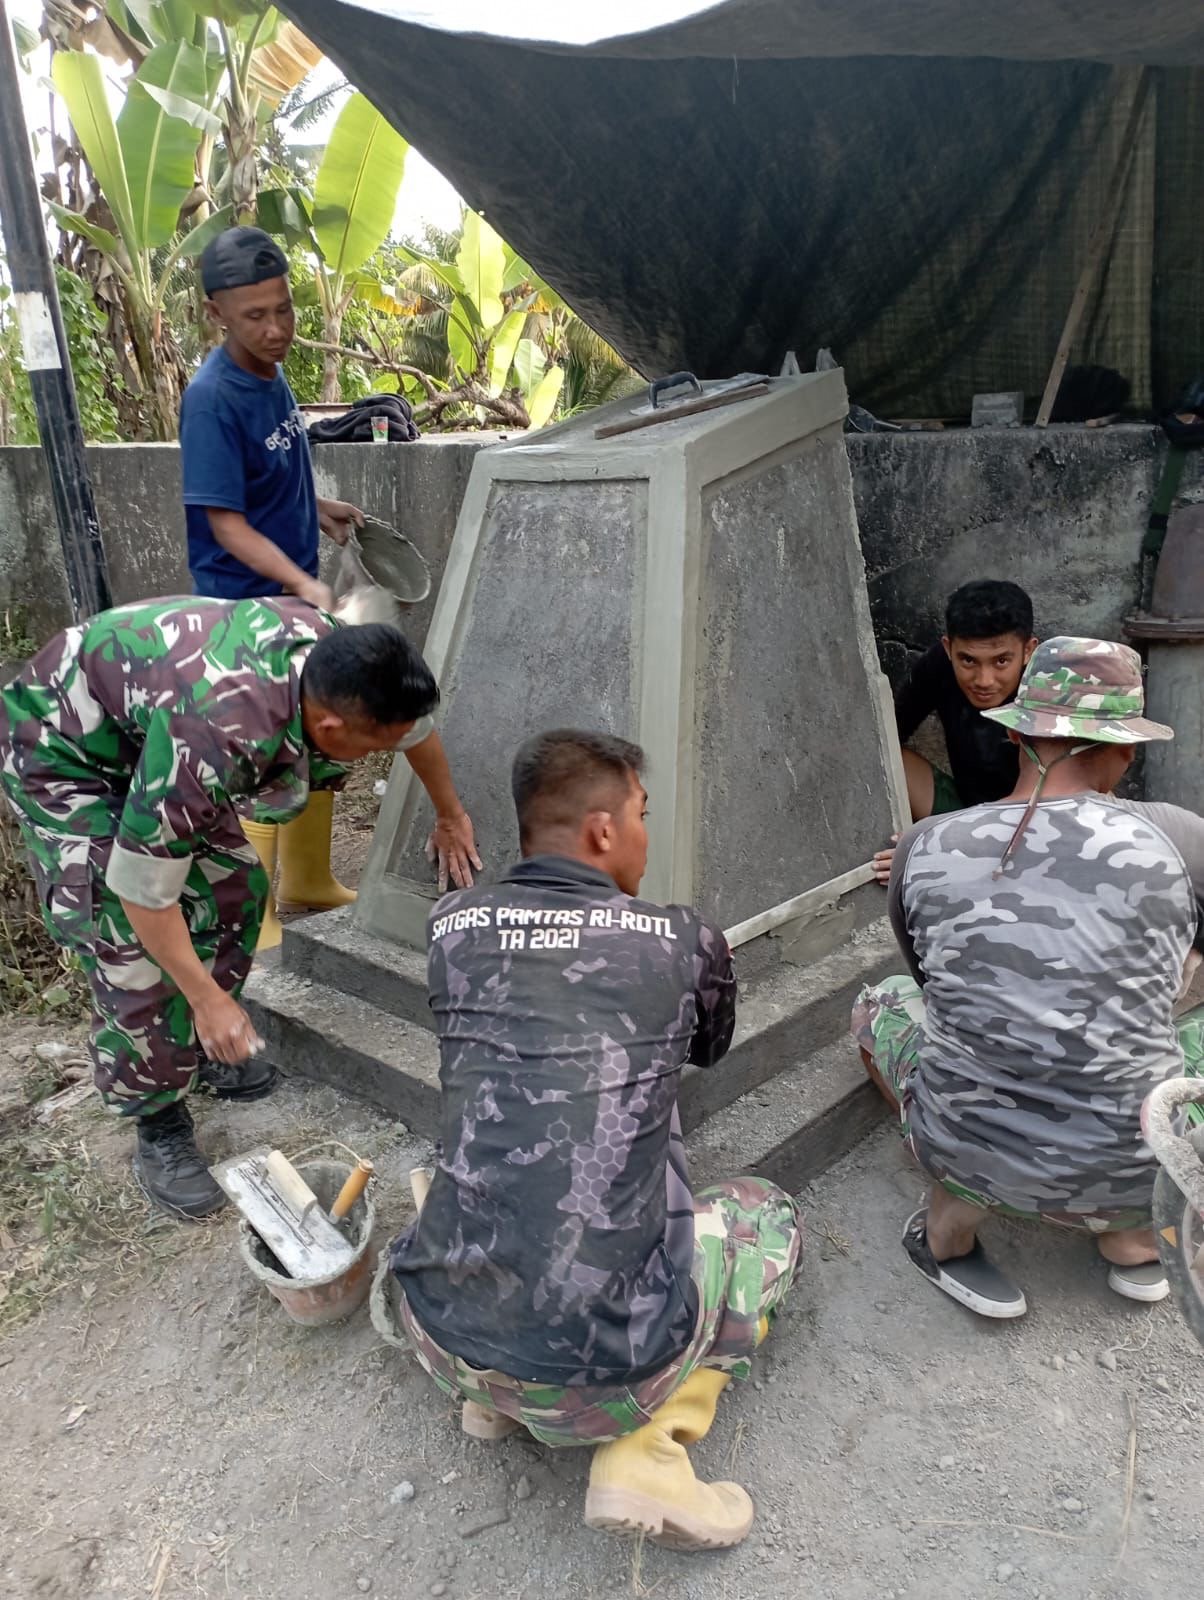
330, 1158, 374, 1221
409, 1166, 432, 1212
265, 1149, 321, 1222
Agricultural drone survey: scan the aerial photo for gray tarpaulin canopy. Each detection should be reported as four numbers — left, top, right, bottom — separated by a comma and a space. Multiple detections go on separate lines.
278, 1, 1204, 415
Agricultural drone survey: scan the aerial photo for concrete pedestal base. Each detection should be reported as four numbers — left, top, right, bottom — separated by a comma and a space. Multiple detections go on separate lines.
244, 904, 898, 1192
356, 370, 906, 945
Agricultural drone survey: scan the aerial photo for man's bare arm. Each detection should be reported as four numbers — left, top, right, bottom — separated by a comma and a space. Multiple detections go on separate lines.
206, 508, 332, 608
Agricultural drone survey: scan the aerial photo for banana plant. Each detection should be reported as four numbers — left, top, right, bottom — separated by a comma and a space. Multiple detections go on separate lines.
396, 214, 565, 427
103, 1, 322, 223
256, 92, 409, 401
49, 41, 234, 438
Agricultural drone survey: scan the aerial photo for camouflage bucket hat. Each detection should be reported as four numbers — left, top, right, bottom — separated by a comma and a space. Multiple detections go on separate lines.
981, 636, 1173, 744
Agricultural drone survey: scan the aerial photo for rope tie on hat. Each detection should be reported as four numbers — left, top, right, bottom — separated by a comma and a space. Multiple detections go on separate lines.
993, 740, 1095, 878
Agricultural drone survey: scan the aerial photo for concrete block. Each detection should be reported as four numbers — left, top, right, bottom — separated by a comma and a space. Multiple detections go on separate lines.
242, 962, 442, 1131
281, 905, 430, 1026
248, 943, 888, 1186
849, 426, 1188, 677
678, 919, 898, 1131
971, 391, 1024, 427
357, 373, 908, 943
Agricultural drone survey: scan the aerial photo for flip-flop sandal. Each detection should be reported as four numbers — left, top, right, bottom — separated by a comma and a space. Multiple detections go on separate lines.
903, 1209, 1027, 1319
1106, 1261, 1170, 1303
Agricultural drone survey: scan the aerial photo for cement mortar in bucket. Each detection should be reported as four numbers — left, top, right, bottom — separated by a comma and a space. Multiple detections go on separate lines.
240, 1159, 375, 1327
338, 515, 431, 607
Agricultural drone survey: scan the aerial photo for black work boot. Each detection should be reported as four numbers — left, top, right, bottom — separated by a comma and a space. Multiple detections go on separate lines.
195, 1056, 278, 1101
134, 1100, 227, 1219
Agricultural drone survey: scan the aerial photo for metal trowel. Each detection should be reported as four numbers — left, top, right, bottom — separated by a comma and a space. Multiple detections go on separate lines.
210, 1147, 369, 1280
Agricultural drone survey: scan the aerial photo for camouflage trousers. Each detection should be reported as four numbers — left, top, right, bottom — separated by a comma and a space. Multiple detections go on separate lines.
853, 975, 1204, 1232
3, 794, 264, 1116
397, 1176, 803, 1448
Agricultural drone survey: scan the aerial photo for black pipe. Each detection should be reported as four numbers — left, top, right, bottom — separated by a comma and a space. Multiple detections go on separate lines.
0, 1, 111, 620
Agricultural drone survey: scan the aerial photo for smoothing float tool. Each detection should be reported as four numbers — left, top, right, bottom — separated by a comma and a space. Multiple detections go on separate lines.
210, 1148, 374, 1279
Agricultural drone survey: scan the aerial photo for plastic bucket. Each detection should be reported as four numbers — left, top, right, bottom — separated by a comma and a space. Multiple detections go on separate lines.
343, 516, 431, 605
238, 1159, 376, 1327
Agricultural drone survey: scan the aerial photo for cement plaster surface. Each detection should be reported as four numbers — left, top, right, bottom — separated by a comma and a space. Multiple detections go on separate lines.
387, 477, 645, 879
0, 436, 492, 644
697, 431, 896, 927
850, 425, 1203, 683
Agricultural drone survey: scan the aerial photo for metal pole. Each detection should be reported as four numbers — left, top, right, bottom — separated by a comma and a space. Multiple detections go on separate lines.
0, 2, 110, 619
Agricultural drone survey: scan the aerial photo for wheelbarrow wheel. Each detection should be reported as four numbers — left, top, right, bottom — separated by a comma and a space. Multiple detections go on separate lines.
1152, 1122, 1204, 1348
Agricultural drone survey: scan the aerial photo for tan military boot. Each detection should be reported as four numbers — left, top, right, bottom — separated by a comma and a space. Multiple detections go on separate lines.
584, 1367, 753, 1550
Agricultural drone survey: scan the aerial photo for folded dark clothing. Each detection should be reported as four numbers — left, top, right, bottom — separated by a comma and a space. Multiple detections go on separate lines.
308, 392, 420, 444
1159, 412, 1204, 449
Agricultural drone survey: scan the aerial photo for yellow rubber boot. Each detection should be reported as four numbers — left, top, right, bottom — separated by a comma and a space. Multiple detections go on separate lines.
584, 1367, 754, 1551
242, 818, 283, 951
277, 789, 356, 911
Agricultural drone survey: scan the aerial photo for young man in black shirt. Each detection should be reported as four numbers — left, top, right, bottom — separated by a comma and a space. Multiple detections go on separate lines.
897, 580, 1037, 815
874, 581, 1036, 883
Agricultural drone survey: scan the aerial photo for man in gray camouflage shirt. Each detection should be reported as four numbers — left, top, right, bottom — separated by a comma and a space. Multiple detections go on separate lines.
388, 730, 802, 1551
854, 638, 1204, 1318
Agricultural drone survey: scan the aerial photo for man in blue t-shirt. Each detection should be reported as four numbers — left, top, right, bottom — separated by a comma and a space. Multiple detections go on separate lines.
179, 228, 481, 944
182, 226, 360, 604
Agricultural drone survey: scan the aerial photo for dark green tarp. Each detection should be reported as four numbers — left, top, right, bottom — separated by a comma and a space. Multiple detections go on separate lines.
278, 3, 1204, 415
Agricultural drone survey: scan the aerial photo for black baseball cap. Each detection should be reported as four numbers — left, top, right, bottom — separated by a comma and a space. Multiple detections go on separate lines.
201, 226, 289, 295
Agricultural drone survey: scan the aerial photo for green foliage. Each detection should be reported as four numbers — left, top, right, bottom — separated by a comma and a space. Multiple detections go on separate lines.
395, 215, 569, 420
312, 94, 407, 278
52, 43, 208, 265
0, 272, 122, 446
282, 258, 373, 405
253, 96, 409, 401
32, 11, 633, 434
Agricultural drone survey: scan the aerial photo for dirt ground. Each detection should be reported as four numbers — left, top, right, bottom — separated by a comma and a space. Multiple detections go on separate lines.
0, 1008, 1200, 1600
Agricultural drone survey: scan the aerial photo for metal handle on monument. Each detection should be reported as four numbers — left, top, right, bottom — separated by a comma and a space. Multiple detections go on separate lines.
649, 372, 703, 409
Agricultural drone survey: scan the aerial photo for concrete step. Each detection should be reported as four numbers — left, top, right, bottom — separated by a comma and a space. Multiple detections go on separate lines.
679, 920, 898, 1132
247, 920, 900, 1154
280, 906, 899, 1074
281, 906, 430, 1027
243, 961, 442, 1134
685, 1036, 887, 1192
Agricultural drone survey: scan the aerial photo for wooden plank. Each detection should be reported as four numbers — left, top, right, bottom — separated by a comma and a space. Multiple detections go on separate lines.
594, 382, 770, 440
723, 862, 876, 949
1035, 67, 1152, 429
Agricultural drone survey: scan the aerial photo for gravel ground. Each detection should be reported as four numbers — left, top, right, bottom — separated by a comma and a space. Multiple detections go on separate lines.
0, 1049, 1200, 1600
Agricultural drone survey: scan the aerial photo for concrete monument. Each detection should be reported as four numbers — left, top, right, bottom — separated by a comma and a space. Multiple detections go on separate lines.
355, 369, 906, 947
246, 369, 908, 1190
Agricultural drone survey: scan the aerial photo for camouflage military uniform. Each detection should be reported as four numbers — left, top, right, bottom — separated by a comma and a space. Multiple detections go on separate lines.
856, 637, 1204, 1228
0, 596, 345, 1114
389, 855, 803, 1444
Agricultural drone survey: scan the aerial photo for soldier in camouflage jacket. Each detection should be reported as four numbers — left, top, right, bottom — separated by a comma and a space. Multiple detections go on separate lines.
855, 638, 1204, 1318
0, 595, 466, 1217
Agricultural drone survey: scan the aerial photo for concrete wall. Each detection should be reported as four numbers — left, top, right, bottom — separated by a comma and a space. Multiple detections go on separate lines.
1, 425, 1194, 672
0, 437, 494, 649
848, 426, 1203, 684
